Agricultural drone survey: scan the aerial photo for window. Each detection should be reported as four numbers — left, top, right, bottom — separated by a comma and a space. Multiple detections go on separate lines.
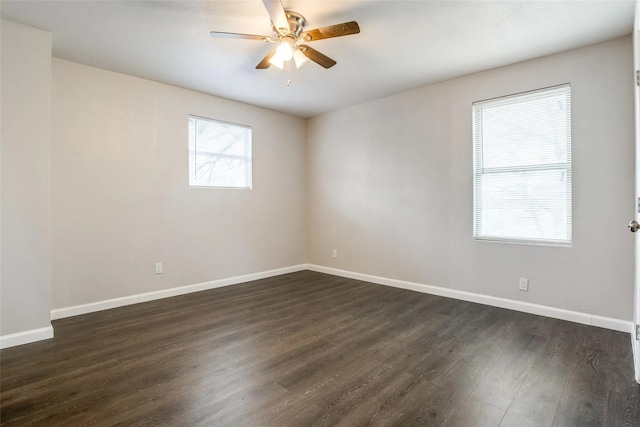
473, 84, 571, 245
188, 116, 252, 189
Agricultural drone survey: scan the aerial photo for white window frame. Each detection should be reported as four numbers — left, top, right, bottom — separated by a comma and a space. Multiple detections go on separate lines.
472, 84, 572, 246
188, 115, 252, 189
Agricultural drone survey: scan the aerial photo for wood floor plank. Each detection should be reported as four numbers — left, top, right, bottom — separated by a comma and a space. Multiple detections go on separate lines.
603, 332, 640, 427
499, 367, 566, 427
553, 346, 610, 427
357, 373, 437, 426
606, 390, 639, 427
445, 397, 506, 427
331, 371, 417, 427
470, 332, 547, 411
1, 271, 638, 426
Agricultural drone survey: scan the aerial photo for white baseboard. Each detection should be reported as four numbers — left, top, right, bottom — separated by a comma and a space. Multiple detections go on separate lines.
51, 264, 307, 320
0, 325, 54, 349
36, 263, 634, 349
307, 264, 633, 334
633, 334, 640, 383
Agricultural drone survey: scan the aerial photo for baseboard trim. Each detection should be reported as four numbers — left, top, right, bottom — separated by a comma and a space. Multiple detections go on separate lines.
306, 264, 633, 334
0, 325, 54, 349
51, 264, 307, 320
633, 333, 640, 383
47, 263, 633, 336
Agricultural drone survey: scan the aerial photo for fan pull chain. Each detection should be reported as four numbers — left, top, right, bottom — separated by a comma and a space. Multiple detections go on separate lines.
286, 59, 291, 87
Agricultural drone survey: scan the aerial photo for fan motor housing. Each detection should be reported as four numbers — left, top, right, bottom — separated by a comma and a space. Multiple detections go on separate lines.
283, 11, 306, 37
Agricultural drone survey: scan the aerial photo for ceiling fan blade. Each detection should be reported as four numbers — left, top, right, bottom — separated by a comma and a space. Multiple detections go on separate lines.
299, 45, 336, 69
262, 0, 289, 34
210, 31, 274, 42
256, 48, 277, 69
300, 21, 360, 42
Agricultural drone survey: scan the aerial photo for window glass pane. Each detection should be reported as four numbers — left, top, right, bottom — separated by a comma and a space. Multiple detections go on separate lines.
188, 116, 252, 189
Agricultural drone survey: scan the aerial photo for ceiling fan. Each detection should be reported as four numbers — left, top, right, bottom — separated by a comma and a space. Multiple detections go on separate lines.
209, 0, 360, 70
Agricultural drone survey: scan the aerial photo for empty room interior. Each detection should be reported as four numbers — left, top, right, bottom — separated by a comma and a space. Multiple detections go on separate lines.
2, 0, 640, 425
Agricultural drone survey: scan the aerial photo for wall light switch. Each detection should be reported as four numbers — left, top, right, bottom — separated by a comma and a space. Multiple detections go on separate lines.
332, 249, 338, 259
155, 262, 163, 274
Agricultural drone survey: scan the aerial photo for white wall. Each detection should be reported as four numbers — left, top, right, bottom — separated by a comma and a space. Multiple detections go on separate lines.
51, 59, 307, 310
0, 20, 53, 339
308, 36, 635, 321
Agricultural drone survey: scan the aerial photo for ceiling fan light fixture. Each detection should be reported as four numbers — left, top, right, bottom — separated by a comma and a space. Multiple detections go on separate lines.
293, 48, 309, 68
268, 55, 285, 69
275, 40, 294, 61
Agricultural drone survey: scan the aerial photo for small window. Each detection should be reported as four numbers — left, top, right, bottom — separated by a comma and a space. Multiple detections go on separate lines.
473, 84, 572, 246
188, 116, 252, 189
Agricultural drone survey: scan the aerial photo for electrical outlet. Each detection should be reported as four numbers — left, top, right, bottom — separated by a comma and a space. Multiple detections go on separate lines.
155, 262, 163, 274
332, 249, 338, 259
518, 277, 528, 291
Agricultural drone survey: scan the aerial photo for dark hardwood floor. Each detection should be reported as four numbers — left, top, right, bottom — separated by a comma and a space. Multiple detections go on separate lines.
1, 270, 638, 426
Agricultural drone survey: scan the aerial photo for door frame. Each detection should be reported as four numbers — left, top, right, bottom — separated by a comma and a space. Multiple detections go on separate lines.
633, 0, 639, 384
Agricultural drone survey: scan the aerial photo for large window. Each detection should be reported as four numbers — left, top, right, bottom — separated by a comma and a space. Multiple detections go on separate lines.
188, 116, 252, 189
473, 84, 572, 245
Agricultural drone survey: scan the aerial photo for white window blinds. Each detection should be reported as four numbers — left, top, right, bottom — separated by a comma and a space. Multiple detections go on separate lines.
473, 84, 572, 245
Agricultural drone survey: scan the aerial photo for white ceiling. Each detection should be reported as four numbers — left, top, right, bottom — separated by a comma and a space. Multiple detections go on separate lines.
1, 1, 635, 118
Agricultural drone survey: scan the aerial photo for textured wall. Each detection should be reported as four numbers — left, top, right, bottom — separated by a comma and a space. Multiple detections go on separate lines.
308, 36, 635, 321
1, 20, 53, 336
51, 59, 307, 309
